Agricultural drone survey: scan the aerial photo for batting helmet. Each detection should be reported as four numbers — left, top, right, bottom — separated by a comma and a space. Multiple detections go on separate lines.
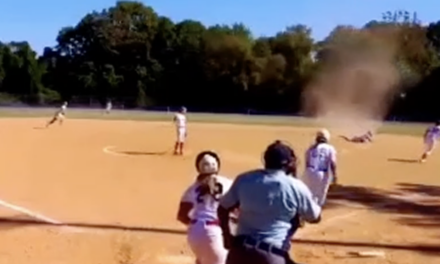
195, 151, 221, 175
180, 106, 187, 113
316, 128, 331, 143
263, 140, 296, 170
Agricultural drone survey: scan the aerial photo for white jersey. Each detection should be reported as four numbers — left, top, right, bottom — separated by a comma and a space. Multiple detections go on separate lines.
425, 126, 440, 141
174, 113, 187, 129
56, 104, 67, 115
305, 143, 337, 173
180, 175, 233, 222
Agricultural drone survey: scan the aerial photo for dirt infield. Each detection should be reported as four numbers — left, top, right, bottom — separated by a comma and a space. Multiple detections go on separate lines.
0, 117, 439, 264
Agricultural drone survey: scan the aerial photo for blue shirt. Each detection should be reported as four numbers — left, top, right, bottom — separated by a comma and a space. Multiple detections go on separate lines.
220, 169, 321, 251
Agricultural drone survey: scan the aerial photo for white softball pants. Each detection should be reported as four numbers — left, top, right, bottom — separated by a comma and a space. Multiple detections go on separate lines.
176, 127, 186, 143
424, 138, 436, 155
187, 221, 227, 264
302, 169, 332, 206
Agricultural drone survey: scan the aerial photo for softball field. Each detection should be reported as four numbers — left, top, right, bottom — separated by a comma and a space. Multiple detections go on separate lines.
0, 109, 438, 264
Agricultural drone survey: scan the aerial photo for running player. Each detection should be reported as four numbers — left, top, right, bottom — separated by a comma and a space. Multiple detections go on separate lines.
177, 151, 233, 264
46, 101, 68, 128
420, 120, 440, 163
302, 129, 338, 206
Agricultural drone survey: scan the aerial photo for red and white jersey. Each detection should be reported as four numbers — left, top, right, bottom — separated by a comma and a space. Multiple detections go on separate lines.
305, 143, 337, 173
180, 175, 233, 222
174, 113, 187, 129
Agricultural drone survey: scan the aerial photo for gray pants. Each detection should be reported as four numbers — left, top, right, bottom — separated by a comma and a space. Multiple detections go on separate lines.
226, 236, 299, 264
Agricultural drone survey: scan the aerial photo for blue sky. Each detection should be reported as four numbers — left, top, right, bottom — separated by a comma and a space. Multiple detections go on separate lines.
0, 0, 438, 54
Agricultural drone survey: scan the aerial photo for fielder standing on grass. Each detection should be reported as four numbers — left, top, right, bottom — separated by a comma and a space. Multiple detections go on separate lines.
218, 140, 322, 264
104, 99, 112, 114
419, 120, 440, 163
302, 129, 337, 207
176, 151, 233, 264
46, 101, 68, 128
173, 106, 187, 155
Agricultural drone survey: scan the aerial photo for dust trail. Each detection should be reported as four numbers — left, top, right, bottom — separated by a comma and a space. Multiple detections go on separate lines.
302, 28, 403, 136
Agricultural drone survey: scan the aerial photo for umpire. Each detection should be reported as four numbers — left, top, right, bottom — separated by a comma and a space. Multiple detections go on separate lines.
218, 140, 322, 264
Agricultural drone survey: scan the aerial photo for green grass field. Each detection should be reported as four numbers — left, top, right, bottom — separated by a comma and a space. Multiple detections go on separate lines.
0, 107, 427, 136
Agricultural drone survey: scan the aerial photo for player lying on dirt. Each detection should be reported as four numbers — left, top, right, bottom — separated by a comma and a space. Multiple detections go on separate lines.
340, 130, 374, 143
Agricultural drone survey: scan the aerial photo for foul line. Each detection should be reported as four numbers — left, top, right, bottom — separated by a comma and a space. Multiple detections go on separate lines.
0, 198, 61, 225
0, 197, 86, 233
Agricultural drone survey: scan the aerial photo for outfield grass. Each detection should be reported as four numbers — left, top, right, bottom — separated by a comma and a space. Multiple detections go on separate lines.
0, 107, 426, 136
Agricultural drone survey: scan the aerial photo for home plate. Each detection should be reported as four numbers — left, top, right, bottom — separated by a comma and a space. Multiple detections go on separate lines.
157, 255, 194, 263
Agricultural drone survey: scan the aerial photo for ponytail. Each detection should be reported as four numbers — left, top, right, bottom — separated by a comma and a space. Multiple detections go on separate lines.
197, 175, 218, 197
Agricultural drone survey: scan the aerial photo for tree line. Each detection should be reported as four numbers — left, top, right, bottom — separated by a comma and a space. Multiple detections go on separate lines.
1, 2, 440, 120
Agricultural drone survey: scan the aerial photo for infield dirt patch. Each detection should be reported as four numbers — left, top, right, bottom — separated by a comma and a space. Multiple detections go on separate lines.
0, 118, 438, 264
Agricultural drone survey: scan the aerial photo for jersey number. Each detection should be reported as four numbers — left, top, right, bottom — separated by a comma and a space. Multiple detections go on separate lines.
195, 182, 223, 203
308, 150, 326, 169
311, 150, 325, 159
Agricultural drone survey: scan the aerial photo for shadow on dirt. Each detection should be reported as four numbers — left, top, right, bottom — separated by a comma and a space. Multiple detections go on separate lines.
387, 158, 420, 163
397, 182, 440, 197
0, 217, 438, 255
293, 238, 440, 255
118, 150, 168, 156
327, 183, 440, 229
0, 215, 438, 255
394, 183, 440, 229
0, 214, 44, 230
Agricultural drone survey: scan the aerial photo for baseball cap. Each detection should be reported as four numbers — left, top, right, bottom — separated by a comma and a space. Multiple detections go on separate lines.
263, 140, 296, 169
